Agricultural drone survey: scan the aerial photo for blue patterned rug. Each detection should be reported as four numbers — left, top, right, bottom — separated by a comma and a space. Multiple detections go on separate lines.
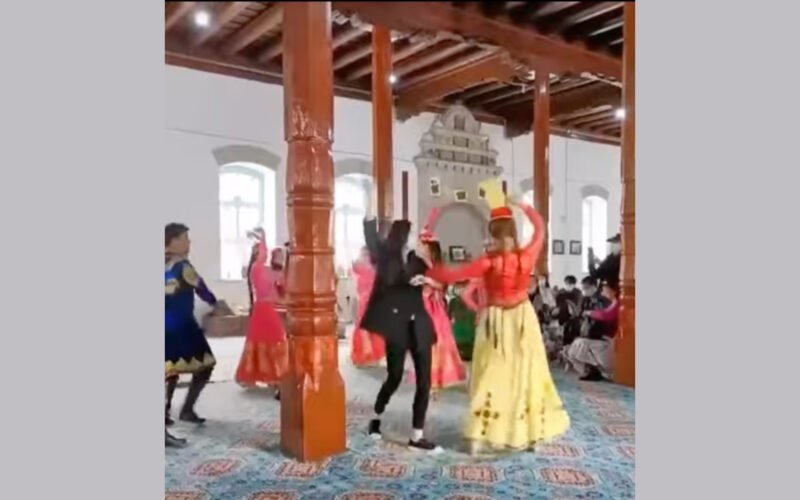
166, 365, 634, 500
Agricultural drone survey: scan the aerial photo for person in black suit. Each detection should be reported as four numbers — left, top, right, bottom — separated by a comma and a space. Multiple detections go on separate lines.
588, 233, 622, 288
361, 216, 441, 453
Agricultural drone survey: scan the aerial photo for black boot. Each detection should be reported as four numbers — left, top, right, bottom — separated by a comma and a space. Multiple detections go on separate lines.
580, 366, 605, 382
180, 369, 211, 424
166, 429, 187, 447
165, 376, 178, 426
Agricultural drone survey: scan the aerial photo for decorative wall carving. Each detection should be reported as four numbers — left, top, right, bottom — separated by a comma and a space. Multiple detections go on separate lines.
414, 104, 501, 260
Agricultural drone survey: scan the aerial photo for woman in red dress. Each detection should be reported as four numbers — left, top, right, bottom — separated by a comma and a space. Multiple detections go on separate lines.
350, 246, 386, 366
235, 231, 288, 399
407, 208, 467, 393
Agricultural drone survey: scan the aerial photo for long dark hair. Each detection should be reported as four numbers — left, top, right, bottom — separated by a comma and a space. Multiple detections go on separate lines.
424, 240, 443, 265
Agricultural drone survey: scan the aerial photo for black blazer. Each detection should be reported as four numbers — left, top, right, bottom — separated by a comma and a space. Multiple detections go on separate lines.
359, 218, 436, 349
590, 253, 621, 287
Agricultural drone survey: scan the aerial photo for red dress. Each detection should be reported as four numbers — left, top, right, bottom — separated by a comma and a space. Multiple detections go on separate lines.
235, 240, 288, 386
350, 258, 385, 366
407, 285, 467, 389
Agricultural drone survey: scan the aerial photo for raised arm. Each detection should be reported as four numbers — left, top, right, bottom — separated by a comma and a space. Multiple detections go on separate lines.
363, 217, 380, 262
181, 262, 218, 306
426, 255, 492, 285
517, 202, 545, 258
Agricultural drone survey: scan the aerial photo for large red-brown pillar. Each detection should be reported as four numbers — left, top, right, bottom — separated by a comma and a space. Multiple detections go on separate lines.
281, 1, 346, 461
615, 2, 636, 388
533, 68, 551, 276
372, 25, 394, 230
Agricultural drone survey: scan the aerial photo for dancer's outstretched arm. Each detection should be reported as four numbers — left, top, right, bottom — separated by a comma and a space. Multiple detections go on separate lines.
426, 255, 491, 285
512, 199, 545, 259
182, 262, 218, 306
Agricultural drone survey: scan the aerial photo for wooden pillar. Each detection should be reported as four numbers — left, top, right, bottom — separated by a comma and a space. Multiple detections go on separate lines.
615, 2, 636, 388
372, 25, 394, 230
533, 68, 551, 276
280, 1, 346, 461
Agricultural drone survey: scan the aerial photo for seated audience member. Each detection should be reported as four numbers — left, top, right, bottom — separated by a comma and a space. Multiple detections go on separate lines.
580, 276, 611, 313
563, 282, 620, 381
529, 275, 556, 325
561, 275, 583, 305
553, 275, 582, 326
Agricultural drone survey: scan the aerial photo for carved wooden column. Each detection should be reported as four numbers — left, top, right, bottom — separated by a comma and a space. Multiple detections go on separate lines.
281, 1, 346, 461
372, 25, 394, 230
615, 1, 636, 388
533, 67, 551, 276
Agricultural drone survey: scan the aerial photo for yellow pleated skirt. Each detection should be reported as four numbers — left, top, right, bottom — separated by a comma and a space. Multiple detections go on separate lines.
466, 301, 570, 449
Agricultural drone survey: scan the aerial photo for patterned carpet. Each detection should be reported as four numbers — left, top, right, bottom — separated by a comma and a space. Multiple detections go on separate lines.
165, 352, 634, 500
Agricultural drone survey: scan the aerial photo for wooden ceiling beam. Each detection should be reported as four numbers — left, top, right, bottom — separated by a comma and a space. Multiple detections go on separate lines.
553, 104, 614, 123
333, 1, 622, 78
492, 77, 593, 111
223, 4, 283, 55
395, 51, 522, 119
333, 42, 374, 71
165, 2, 196, 32
256, 22, 368, 65
551, 2, 623, 32
561, 9, 623, 43
529, 2, 583, 19
191, 2, 251, 48
595, 122, 622, 134
475, 86, 527, 107
457, 81, 508, 101
585, 115, 622, 129
393, 42, 471, 78
552, 125, 620, 144
345, 34, 439, 81
505, 82, 620, 131
564, 109, 616, 127
166, 38, 371, 98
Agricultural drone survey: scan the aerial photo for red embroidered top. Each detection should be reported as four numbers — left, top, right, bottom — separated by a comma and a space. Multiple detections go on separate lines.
427, 203, 544, 309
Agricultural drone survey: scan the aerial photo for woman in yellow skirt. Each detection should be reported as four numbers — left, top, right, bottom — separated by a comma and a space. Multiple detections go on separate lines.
426, 179, 570, 453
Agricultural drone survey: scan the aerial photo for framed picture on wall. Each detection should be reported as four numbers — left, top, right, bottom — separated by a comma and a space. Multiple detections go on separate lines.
449, 246, 467, 262
553, 239, 565, 255
569, 240, 582, 255
429, 178, 442, 197
454, 189, 468, 202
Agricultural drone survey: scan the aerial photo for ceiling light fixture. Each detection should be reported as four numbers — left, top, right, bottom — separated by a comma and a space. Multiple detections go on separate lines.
389, 74, 397, 84
615, 108, 626, 119
194, 10, 211, 28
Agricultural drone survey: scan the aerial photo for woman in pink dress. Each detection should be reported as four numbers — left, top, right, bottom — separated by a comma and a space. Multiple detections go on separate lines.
350, 247, 386, 366
407, 209, 467, 393
235, 231, 288, 399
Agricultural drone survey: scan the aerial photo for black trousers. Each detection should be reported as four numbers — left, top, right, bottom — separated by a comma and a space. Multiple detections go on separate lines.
374, 319, 432, 430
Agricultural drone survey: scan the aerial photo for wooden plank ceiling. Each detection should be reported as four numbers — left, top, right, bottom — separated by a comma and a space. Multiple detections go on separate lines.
165, 2, 625, 145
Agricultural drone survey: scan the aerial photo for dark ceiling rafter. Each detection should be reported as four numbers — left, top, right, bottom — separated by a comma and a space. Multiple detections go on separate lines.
164, 1, 627, 144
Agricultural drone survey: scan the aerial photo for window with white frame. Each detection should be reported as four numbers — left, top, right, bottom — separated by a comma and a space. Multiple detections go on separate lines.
582, 195, 608, 273
334, 174, 371, 270
219, 163, 276, 280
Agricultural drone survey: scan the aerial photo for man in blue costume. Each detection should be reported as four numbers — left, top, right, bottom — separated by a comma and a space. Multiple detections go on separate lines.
165, 223, 222, 429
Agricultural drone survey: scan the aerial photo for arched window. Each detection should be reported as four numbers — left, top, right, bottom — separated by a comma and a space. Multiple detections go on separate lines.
335, 174, 371, 270
219, 163, 276, 280
582, 195, 608, 273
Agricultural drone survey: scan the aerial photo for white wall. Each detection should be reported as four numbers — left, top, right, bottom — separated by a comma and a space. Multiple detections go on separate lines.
165, 65, 620, 305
